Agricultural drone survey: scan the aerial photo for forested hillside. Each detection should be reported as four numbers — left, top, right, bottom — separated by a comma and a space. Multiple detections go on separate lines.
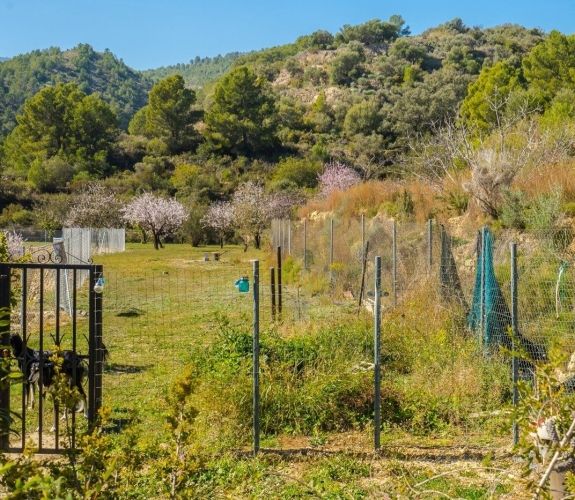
0, 44, 152, 133
142, 52, 244, 88
1, 16, 575, 249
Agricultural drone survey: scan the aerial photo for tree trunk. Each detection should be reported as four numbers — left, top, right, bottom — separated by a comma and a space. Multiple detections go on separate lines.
254, 233, 261, 250
153, 233, 160, 250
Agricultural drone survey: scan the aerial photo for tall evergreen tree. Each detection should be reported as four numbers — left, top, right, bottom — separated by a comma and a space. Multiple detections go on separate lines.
143, 74, 199, 154
203, 67, 277, 156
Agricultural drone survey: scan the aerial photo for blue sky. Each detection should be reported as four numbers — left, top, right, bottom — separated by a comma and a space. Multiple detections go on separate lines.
1, 0, 574, 70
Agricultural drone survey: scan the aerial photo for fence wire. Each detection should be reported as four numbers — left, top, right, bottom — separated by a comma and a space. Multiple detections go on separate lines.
12, 221, 575, 453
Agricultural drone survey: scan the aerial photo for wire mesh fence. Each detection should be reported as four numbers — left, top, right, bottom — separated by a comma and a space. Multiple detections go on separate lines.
268, 218, 575, 449
8, 220, 575, 454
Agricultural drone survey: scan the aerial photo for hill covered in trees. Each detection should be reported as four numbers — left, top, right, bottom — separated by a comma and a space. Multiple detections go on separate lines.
2, 15, 575, 248
141, 52, 244, 88
0, 44, 152, 133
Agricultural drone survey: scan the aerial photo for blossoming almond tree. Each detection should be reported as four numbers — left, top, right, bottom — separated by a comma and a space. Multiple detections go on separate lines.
230, 181, 269, 250
317, 161, 361, 197
123, 192, 188, 250
200, 201, 235, 248
65, 183, 125, 228
202, 182, 303, 251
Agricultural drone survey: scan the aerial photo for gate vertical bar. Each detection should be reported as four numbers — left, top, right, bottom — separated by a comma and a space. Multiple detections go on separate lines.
510, 243, 519, 445
71, 270, 78, 449
20, 269, 27, 448
38, 270, 45, 450
0, 264, 10, 450
89, 266, 96, 423
253, 260, 260, 455
94, 265, 104, 423
374, 256, 382, 450
89, 265, 104, 425
277, 246, 282, 318
392, 221, 397, 308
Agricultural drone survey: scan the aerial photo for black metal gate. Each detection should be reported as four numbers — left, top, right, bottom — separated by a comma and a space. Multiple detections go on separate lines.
0, 258, 104, 453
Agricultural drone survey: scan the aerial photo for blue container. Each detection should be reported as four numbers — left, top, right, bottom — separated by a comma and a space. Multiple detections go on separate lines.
235, 276, 249, 293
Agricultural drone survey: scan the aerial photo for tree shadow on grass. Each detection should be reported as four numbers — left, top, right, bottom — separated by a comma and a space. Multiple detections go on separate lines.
116, 308, 145, 318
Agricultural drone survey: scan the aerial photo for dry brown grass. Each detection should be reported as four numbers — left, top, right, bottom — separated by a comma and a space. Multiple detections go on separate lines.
298, 179, 440, 222
515, 159, 575, 201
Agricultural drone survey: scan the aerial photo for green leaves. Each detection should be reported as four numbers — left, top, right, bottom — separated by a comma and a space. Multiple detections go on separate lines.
204, 67, 277, 156
143, 74, 199, 154
460, 61, 524, 132
4, 82, 118, 190
523, 30, 575, 99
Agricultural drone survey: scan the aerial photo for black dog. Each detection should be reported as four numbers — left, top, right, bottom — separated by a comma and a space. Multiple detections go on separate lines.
10, 333, 88, 431
9, 333, 41, 409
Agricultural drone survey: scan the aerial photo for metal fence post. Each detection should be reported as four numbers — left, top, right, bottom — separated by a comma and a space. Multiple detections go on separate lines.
510, 243, 519, 446
330, 218, 334, 267
392, 221, 397, 308
330, 219, 334, 292
0, 265, 10, 450
303, 219, 307, 271
428, 219, 433, 274
277, 246, 282, 318
362, 214, 365, 256
271, 267, 276, 321
480, 227, 487, 348
374, 256, 382, 450
253, 260, 260, 455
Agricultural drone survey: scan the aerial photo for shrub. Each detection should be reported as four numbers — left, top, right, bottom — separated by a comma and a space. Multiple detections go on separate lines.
500, 188, 528, 229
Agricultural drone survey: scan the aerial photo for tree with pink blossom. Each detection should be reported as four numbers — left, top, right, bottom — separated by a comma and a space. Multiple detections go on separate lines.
200, 201, 235, 248
317, 161, 361, 197
122, 192, 188, 250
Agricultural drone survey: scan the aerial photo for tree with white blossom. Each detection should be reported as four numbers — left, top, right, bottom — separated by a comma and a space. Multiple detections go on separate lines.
267, 191, 305, 220
229, 182, 269, 250
122, 192, 188, 250
200, 201, 235, 248
232, 181, 302, 250
65, 183, 125, 228
202, 182, 303, 250
317, 161, 362, 197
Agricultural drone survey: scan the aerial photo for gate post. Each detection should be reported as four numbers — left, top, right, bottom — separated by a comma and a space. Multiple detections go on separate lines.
88, 264, 104, 424
253, 260, 260, 455
0, 264, 11, 449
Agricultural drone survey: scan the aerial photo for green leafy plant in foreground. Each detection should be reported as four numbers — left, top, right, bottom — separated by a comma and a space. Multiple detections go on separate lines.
512, 350, 575, 498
